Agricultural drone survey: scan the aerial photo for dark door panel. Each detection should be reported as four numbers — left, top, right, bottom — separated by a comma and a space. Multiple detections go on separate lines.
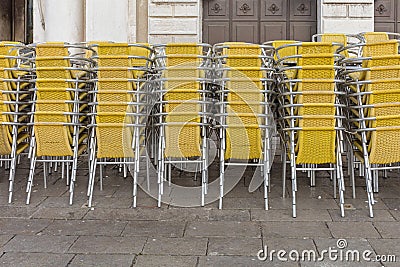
232, 22, 259, 43
373, 0, 399, 34
260, 22, 286, 42
290, 22, 316, 42
203, 22, 230, 44
203, 0, 317, 43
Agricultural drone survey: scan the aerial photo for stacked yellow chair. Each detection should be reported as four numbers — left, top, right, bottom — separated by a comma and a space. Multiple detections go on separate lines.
276, 42, 346, 217
27, 42, 90, 205
0, 42, 31, 202
344, 39, 400, 217
153, 43, 212, 206
214, 42, 275, 209
87, 42, 152, 207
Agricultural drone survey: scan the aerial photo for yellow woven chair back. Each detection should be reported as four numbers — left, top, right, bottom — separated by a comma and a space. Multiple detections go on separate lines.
364, 32, 389, 44
163, 44, 205, 158
321, 34, 349, 57
130, 43, 151, 78
362, 40, 399, 57
294, 42, 337, 164
362, 57, 400, 164
34, 43, 74, 157
219, 43, 264, 160
94, 42, 134, 159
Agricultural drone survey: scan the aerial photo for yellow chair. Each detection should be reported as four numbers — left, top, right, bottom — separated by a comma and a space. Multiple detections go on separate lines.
346, 55, 400, 217
214, 42, 275, 210
26, 42, 90, 205
87, 42, 152, 208
0, 42, 31, 203
153, 43, 212, 206
276, 42, 345, 218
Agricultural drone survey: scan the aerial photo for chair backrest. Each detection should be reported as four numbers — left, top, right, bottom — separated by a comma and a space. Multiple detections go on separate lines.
33, 42, 75, 157
363, 32, 389, 44
362, 40, 399, 57
363, 56, 400, 164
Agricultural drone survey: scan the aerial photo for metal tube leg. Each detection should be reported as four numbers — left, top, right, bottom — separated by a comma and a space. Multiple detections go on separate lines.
26, 157, 37, 205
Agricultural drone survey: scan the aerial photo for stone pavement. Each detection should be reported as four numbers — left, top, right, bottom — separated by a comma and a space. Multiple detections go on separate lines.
0, 156, 399, 267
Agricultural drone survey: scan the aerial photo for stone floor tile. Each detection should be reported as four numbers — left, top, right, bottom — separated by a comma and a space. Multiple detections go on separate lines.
381, 198, 400, 210
43, 219, 127, 236
3, 235, 78, 253
31, 207, 89, 220
373, 222, 400, 238
327, 222, 381, 238
328, 209, 395, 222
122, 220, 185, 238
198, 256, 298, 267
368, 239, 400, 258
84, 207, 161, 221
341, 197, 389, 210
0, 252, 74, 267
313, 238, 376, 258
185, 221, 261, 238
251, 209, 332, 222
388, 210, 400, 221
0, 206, 38, 219
262, 237, 316, 257
261, 222, 331, 238
143, 237, 207, 256
0, 235, 13, 248
208, 209, 251, 221
69, 254, 136, 267
222, 198, 265, 209
0, 218, 51, 235
134, 255, 197, 267
207, 237, 262, 256
159, 208, 210, 221
69, 236, 147, 254
300, 261, 381, 267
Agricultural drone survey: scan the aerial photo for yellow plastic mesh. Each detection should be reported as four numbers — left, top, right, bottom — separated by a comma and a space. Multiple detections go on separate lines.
162, 44, 204, 158
364, 32, 389, 44
34, 44, 74, 157
363, 40, 399, 57
95, 43, 135, 158
222, 44, 264, 160
298, 42, 336, 54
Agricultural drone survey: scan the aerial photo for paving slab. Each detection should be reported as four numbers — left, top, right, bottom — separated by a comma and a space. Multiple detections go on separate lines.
208, 209, 251, 221
69, 253, 136, 267
134, 255, 198, 267
122, 220, 185, 238
327, 222, 381, 239
0, 252, 73, 267
142, 237, 208, 256
300, 261, 382, 267
368, 239, 400, 260
0, 206, 38, 219
251, 209, 332, 222
84, 207, 161, 221
69, 236, 147, 254
373, 222, 400, 238
261, 222, 331, 238
0, 235, 13, 248
381, 198, 400, 210
159, 207, 210, 221
0, 218, 51, 235
262, 237, 316, 258
31, 207, 89, 220
43, 219, 127, 236
3, 235, 78, 253
198, 256, 298, 267
207, 237, 262, 256
388, 210, 400, 221
222, 197, 265, 209
328, 209, 395, 222
185, 221, 261, 238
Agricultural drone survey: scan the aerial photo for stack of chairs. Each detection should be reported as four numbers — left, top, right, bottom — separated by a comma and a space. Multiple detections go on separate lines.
153, 43, 213, 206
361, 32, 400, 44
0, 42, 32, 202
343, 37, 400, 217
87, 42, 153, 207
27, 42, 91, 205
214, 42, 275, 209
276, 42, 346, 217
312, 33, 363, 58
